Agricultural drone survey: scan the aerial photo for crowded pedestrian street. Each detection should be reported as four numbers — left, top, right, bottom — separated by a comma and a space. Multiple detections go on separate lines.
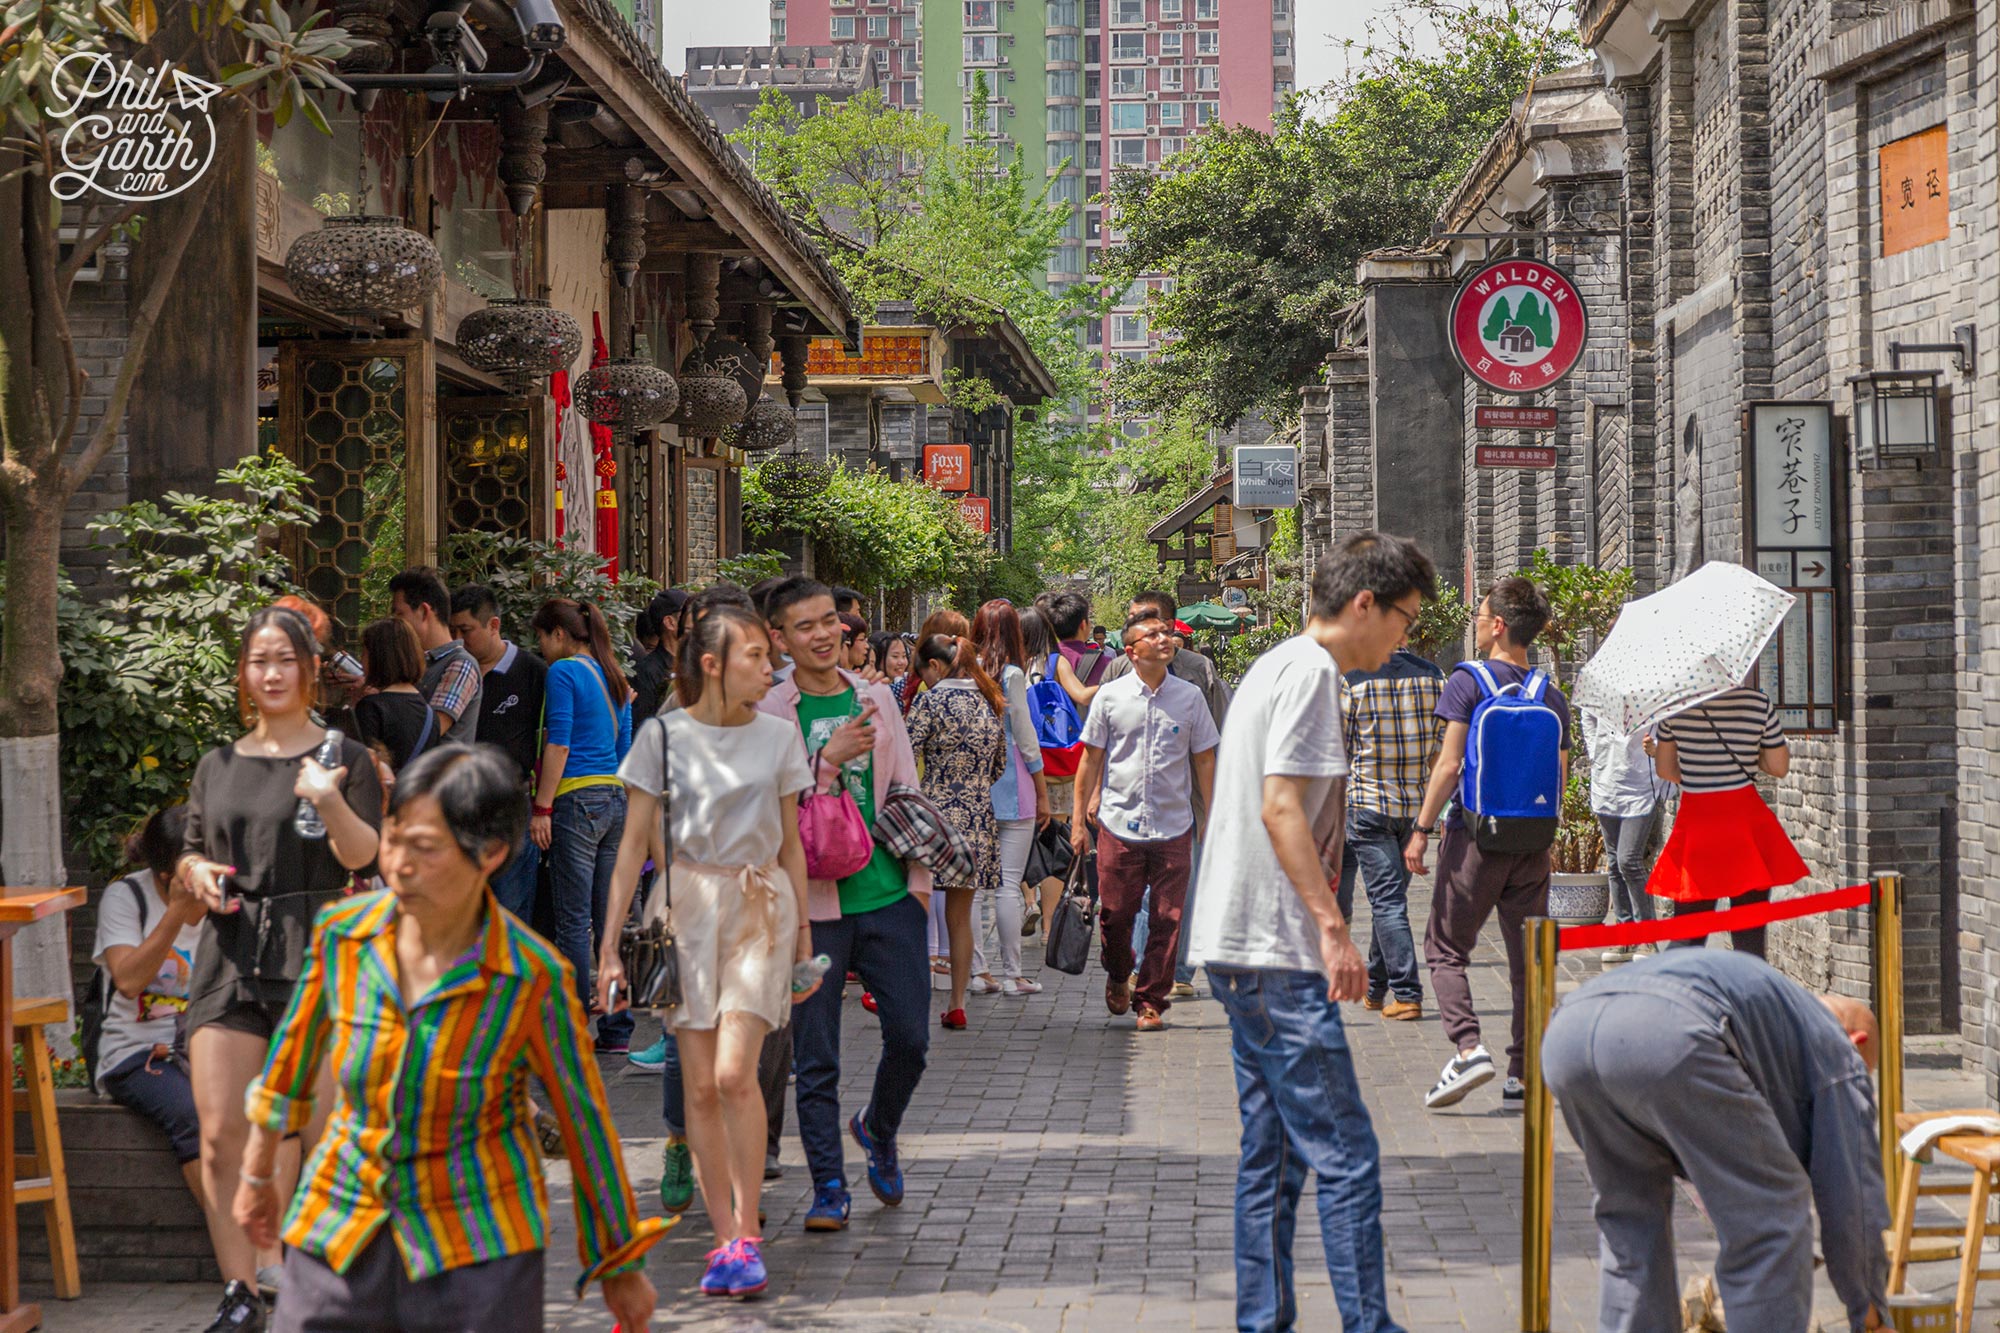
46, 876, 1989, 1332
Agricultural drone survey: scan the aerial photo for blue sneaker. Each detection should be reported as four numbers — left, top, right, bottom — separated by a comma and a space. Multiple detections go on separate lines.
627, 1036, 669, 1073
699, 1240, 739, 1296
728, 1236, 768, 1297
849, 1112, 903, 1207
804, 1179, 851, 1232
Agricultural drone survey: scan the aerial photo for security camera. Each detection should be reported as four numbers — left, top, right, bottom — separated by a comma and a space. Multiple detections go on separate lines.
507, 0, 566, 52
424, 9, 488, 73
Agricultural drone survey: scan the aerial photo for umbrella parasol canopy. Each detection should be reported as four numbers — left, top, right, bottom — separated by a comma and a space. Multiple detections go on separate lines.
1571, 561, 1796, 736
1176, 601, 1244, 633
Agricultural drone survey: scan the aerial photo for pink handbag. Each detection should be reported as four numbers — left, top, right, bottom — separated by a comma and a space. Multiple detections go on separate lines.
797, 750, 876, 880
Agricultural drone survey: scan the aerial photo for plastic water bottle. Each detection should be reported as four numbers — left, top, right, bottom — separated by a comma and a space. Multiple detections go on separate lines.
293, 728, 345, 840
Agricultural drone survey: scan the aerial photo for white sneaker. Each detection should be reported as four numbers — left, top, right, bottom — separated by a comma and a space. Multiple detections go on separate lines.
968, 975, 1002, 996
1000, 976, 1043, 997
1424, 1045, 1497, 1109
1600, 945, 1633, 965
1501, 1077, 1526, 1110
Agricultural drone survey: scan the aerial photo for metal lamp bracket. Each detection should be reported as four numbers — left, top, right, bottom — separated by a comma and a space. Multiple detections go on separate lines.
1889, 323, 1975, 376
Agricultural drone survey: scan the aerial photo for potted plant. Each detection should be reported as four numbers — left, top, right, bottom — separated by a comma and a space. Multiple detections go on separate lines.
1547, 771, 1611, 925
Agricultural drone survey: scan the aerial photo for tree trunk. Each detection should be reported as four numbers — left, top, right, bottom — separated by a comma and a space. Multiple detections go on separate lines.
0, 486, 81, 1015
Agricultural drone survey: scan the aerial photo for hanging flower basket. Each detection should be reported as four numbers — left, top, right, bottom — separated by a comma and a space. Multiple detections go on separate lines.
456, 298, 582, 394
284, 214, 441, 316
576, 357, 679, 434
725, 395, 796, 453
672, 347, 749, 438
759, 449, 831, 503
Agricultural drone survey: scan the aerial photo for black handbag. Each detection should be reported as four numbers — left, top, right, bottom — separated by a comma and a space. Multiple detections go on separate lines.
1043, 850, 1097, 976
1023, 818, 1075, 887
617, 715, 682, 1012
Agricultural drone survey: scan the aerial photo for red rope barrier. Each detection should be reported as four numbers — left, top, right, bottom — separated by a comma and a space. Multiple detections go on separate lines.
1557, 882, 1872, 952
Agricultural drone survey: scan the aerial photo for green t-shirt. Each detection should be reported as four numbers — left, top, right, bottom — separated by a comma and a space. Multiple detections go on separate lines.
794, 686, 908, 915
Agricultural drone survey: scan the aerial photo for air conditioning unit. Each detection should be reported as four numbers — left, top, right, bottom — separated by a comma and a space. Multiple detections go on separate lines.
1146, 90, 1157, 99
1147, 125, 1158, 135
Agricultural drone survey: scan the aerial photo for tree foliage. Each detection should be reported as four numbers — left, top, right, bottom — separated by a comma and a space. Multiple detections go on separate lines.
1101, 0, 1577, 429
438, 531, 659, 647
741, 463, 993, 602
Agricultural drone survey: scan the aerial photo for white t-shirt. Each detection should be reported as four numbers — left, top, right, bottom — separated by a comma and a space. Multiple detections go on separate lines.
90, 871, 201, 1089
619, 710, 813, 868
1186, 635, 1349, 974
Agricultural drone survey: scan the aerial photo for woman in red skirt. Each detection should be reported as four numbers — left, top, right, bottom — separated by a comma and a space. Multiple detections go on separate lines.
1642, 682, 1807, 957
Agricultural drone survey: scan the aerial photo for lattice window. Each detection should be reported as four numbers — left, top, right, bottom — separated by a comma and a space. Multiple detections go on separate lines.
442, 397, 541, 541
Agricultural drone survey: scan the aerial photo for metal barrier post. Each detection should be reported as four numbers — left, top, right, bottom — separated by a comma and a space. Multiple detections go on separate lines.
1521, 916, 1559, 1333
1872, 871, 1905, 1203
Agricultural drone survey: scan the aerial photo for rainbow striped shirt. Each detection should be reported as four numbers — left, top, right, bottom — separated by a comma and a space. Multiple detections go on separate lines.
246, 891, 671, 1293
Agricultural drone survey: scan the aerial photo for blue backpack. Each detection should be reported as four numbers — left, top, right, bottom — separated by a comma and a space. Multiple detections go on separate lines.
1028, 650, 1101, 778
1456, 661, 1564, 854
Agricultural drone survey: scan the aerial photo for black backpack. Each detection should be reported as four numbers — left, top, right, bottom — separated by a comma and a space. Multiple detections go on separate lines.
80, 875, 150, 1090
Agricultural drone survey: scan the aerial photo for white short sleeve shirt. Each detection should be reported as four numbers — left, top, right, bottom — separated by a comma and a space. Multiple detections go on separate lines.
619, 711, 812, 868
1079, 671, 1220, 841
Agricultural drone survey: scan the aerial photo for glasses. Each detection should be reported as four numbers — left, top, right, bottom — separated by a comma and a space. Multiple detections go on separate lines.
1384, 602, 1418, 630
1124, 626, 1171, 645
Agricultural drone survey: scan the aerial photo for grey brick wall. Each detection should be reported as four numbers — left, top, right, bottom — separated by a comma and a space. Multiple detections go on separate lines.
686, 466, 720, 586
59, 263, 134, 597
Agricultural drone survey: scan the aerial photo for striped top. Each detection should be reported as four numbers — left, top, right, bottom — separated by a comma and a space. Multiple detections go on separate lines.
1657, 687, 1784, 793
246, 891, 670, 1293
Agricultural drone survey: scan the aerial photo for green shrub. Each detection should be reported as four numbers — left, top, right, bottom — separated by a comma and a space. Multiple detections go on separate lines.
438, 531, 658, 648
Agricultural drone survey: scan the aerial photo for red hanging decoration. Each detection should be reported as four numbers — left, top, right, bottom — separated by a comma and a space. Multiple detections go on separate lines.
589, 313, 619, 582
550, 367, 571, 550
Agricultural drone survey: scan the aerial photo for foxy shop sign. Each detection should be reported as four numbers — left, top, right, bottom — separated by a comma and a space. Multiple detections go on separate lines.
47, 54, 223, 203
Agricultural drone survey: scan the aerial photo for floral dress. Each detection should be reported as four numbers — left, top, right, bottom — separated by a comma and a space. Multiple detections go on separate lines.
905, 680, 1008, 894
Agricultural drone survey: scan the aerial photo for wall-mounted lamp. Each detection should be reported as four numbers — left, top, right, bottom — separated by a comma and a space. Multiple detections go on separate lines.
1848, 369, 1941, 470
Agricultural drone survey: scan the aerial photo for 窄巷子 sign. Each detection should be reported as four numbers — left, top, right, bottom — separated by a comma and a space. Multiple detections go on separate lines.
1448, 259, 1589, 394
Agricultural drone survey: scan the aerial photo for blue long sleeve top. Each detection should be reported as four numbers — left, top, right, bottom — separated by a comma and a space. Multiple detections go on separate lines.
544, 654, 632, 792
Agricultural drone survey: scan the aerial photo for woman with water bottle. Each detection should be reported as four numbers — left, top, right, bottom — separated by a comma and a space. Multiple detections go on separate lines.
176, 603, 383, 1333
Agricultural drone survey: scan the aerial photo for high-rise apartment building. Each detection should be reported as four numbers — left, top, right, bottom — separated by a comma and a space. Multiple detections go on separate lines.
773, 0, 925, 108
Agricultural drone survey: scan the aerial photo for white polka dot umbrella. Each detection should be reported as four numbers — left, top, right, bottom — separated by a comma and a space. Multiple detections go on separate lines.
1572, 561, 1798, 736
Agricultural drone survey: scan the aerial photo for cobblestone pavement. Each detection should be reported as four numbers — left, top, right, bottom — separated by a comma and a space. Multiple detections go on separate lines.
43, 878, 1991, 1332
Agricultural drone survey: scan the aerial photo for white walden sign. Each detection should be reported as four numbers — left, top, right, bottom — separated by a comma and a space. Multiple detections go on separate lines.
48, 54, 223, 203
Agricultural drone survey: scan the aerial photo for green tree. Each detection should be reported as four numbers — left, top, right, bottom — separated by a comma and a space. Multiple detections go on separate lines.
1, 0, 352, 1002
1481, 295, 1512, 343
1102, 0, 1576, 428
1515, 291, 1553, 347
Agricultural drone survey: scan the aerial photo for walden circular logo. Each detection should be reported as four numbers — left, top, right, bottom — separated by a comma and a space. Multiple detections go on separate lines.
1447, 258, 1588, 394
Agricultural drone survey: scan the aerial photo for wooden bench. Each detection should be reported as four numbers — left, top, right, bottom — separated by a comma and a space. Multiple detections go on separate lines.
1888, 1108, 2000, 1333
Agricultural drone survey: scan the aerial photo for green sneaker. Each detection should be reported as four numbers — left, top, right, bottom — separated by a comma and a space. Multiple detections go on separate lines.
659, 1137, 694, 1214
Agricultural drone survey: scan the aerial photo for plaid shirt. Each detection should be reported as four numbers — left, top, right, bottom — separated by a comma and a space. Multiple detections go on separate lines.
422, 643, 481, 729
1341, 650, 1446, 819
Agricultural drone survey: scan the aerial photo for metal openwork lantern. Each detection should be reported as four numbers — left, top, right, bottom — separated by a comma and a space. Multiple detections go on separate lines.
284, 214, 442, 315
759, 447, 831, 502
1849, 369, 1942, 470
725, 395, 796, 454
673, 346, 750, 438
456, 298, 582, 394
576, 357, 679, 434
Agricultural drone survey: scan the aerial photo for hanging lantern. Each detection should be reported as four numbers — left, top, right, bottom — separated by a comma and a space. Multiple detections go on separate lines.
456, 298, 582, 394
284, 214, 442, 316
725, 395, 796, 453
672, 346, 750, 438
576, 357, 679, 434
759, 448, 831, 503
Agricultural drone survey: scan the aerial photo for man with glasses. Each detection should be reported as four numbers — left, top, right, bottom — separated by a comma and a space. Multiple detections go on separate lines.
1338, 611, 1445, 1022
1404, 575, 1571, 1111
1070, 613, 1220, 1031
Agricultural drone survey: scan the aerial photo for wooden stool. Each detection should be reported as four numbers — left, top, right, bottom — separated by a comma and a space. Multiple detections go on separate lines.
1888, 1108, 2000, 1333
11, 998, 77, 1300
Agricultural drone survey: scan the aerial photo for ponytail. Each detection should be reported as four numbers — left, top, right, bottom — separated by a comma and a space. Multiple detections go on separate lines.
531, 597, 630, 710
916, 634, 1005, 717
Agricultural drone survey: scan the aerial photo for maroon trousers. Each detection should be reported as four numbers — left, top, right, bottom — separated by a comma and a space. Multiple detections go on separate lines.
1097, 827, 1193, 1013
1423, 823, 1550, 1080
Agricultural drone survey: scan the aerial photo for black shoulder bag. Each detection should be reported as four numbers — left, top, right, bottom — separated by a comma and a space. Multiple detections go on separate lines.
617, 714, 683, 1010
1043, 850, 1098, 975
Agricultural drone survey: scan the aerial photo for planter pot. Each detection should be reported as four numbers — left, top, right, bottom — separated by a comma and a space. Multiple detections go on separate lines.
1548, 872, 1611, 926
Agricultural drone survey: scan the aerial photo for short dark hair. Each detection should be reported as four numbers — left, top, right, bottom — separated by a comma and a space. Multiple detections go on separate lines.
1121, 611, 1167, 645
1046, 590, 1091, 639
746, 576, 788, 618
1310, 531, 1438, 620
388, 566, 451, 621
833, 586, 864, 613
696, 582, 755, 615
762, 575, 834, 629
360, 617, 425, 690
390, 744, 529, 873
450, 583, 499, 623
1128, 589, 1175, 622
125, 804, 189, 881
1483, 574, 1551, 647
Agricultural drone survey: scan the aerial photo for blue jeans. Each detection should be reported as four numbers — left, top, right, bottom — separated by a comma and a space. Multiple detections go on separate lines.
1335, 809, 1423, 1004
1208, 966, 1402, 1333
101, 1049, 199, 1163
792, 893, 931, 1188
491, 830, 540, 922
549, 784, 630, 1046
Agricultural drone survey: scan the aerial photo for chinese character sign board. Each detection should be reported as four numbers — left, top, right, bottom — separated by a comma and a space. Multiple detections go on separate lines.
1879, 125, 1948, 257
1232, 446, 1298, 509
1745, 401, 1839, 735
957, 495, 991, 533
1475, 445, 1557, 469
1447, 259, 1589, 393
923, 444, 972, 492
